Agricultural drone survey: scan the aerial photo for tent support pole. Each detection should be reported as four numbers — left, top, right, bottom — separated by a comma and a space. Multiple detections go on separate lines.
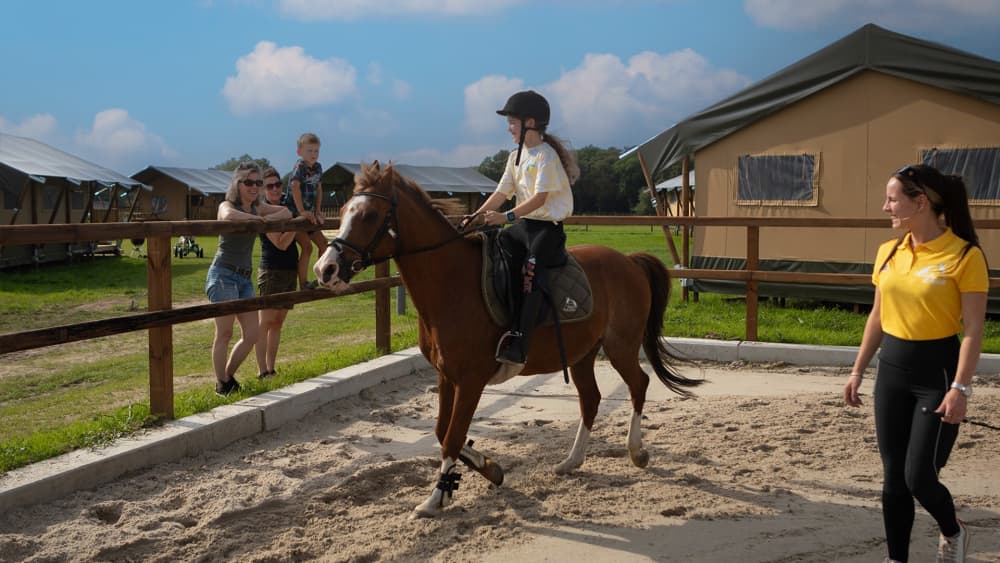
681, 155, 692, 302
637, 151, 681, 267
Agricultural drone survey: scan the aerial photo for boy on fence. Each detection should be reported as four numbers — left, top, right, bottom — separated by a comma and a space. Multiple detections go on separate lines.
285, 132, 327, 289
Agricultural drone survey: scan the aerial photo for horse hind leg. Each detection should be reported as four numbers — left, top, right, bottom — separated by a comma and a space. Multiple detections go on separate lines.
555, 345, 602, 475
605, 341, 651, 469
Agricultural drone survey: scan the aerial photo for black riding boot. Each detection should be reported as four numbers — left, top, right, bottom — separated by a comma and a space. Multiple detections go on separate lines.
495, 288, 545, 366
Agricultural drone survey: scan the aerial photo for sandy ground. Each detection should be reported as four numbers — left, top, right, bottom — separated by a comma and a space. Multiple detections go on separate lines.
0, 361, 998, 563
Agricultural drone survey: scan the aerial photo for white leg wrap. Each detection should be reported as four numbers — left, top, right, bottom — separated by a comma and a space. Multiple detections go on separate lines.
554, 420, 589, 474
627, 410, 649, 468
412, 458, 458, 518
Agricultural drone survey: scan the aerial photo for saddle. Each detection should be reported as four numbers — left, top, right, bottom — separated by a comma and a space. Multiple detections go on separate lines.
477, 230, 593, 328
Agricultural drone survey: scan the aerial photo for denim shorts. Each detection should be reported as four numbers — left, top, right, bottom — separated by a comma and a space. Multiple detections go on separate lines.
206, 264, 255, 303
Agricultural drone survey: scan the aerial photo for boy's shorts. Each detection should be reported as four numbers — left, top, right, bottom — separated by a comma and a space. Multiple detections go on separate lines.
206, 264, 255, 303
257, 269, 297, 309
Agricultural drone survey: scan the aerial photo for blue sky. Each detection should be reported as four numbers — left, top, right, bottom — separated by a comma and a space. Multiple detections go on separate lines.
2, 0, 999, 177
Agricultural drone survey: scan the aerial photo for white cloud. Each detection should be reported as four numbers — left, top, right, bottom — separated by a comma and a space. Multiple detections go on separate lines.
366, 62, 412, 100
0, 113, 58, 140
74, 109, 176, 172
278, 0, 527, 20
383, 142, 506, 167
337, 106, 397, 138
744, 0, 1000, 30
463, 50, 748, 148
222, 41, 358, 115
509, 50, 748, 147
463, 75, 525, 136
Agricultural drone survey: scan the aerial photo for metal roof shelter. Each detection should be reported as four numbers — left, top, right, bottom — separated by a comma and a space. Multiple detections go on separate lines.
326, 162, 495, 194
1, 133, 147, 193
130, 166, 231, 195
626, 23, 1000, 179
654, 171, 695, 193
129, 166, 233, 221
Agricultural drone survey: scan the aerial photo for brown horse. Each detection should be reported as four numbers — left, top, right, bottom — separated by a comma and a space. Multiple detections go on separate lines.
314, 162, 701, 517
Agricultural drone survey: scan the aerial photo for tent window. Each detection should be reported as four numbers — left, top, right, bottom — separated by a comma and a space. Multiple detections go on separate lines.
922, 147, 1000, 205
41, 185, 61, 209
737, 153, 818, 206
70, 191, 85, 210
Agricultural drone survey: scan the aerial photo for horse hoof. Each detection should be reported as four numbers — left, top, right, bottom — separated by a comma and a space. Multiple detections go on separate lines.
629, 448, 650, 468
553, 460, 581, 475
410, 507, 437, 519
480, 459, 504, 487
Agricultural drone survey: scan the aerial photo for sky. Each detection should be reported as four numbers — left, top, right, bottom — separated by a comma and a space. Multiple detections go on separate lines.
2, 0, 1000, 178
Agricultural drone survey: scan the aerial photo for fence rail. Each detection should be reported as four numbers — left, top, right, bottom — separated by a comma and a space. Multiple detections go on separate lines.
3, 216, 998, 418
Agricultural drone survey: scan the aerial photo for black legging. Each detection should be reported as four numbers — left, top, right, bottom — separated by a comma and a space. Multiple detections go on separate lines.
875, 333, 962, 562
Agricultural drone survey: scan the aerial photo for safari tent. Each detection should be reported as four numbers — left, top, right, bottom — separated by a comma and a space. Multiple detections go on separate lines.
323, 163, 496, 214
130, 166, 232, 221
0, 133, 149, 268
628, 23, 1000, 305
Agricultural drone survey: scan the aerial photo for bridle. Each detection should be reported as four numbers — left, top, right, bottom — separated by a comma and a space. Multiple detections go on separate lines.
330, 183, 490, 275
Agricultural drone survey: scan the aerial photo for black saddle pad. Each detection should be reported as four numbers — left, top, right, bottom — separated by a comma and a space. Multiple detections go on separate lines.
477, 230, 593, 328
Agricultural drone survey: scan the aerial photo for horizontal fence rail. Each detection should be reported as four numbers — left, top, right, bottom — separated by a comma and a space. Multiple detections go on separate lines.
3, 216, 1000, 417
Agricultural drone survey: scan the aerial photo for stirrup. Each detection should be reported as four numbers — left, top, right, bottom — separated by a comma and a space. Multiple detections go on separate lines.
495, 330, 526, 366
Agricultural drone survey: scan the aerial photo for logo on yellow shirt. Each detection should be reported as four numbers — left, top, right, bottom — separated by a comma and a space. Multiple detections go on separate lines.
915, 264, 947, 285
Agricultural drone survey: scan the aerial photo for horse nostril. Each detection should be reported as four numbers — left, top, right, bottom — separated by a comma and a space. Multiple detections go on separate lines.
322, 264, 336, 283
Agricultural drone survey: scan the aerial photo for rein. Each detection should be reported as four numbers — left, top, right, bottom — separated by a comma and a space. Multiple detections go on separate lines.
331, 185, 494, 273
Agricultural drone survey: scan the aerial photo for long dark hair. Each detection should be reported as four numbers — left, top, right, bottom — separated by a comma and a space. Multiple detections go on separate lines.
537, 127, 580, 185
878, 164, 980, 272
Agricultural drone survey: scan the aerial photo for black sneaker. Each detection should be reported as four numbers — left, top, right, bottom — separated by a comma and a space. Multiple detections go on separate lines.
215, 377, 241, 396
303, 280, 320, 290
495, 332, 526, 366
257, 369, 275, 380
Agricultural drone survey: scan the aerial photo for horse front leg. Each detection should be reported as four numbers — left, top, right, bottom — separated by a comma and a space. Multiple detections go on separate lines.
413, 380, 488, 518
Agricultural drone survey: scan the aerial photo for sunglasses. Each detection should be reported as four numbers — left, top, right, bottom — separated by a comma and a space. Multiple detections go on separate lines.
264, 181, 282, 189
241, 179, 263, 187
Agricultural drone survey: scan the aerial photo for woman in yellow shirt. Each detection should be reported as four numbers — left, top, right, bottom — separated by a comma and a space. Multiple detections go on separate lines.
844, 164, 988, 563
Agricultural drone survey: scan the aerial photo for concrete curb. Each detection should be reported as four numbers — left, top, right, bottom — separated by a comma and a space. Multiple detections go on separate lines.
2, 338, 996, 513
0, 348, 431, 513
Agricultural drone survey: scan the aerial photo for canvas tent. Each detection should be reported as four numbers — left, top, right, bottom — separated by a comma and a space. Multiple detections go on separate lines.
131, 166, 232, 220
324, 162, 496, 214
0, 133, 149, 267
654, 171, 695, 216
625, 23, 1000, 306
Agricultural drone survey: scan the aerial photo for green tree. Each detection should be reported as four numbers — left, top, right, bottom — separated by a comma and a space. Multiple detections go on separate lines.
212, 154, 271, 172
477, 150, 509, 182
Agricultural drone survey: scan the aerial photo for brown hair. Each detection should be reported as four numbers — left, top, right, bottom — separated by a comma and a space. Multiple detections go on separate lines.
298, 132, 321, 148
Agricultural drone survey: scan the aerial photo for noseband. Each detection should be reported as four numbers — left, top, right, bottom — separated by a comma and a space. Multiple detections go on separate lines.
329, 183, 494, 278
330, 185, 400, 273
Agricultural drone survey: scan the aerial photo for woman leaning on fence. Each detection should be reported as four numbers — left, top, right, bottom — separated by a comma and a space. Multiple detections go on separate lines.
205, 162, 291, 396
844, 164, 988, 563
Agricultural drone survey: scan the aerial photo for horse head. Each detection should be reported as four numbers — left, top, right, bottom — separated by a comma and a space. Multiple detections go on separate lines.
315, 161, 400, 288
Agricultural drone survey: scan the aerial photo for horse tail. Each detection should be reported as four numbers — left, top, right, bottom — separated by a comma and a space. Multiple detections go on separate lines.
629, 252, 703, 398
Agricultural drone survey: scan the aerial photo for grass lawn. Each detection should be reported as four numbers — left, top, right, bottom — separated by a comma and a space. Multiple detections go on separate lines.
1, 224, 997, 473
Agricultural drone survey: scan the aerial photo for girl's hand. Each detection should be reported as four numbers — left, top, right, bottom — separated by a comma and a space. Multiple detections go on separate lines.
483, 210, 506, 226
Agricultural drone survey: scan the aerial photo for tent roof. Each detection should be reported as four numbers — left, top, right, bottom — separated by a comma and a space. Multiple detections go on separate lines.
131, 166, 232, 195
626, 23, 1000, 178
0, 133, 147, 189
655, 171, 696, 192
327, 162, 496, 194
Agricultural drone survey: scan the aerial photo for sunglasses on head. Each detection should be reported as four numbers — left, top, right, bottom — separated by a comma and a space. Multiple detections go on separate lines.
264, 181, 282, 189
241, 179, 263, 187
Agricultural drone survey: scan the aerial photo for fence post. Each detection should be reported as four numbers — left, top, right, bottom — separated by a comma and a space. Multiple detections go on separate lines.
396, 285, 406, 315
147, 235, 174, 419
375, 262, 391, 355
745, 226, 759, 341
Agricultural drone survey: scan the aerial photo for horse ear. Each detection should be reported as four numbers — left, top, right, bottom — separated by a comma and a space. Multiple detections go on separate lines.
371, 160, 381, 172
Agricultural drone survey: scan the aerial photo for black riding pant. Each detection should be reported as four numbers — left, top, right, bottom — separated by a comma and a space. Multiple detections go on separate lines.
875, 333, 961, 562
498, 218, 566, 293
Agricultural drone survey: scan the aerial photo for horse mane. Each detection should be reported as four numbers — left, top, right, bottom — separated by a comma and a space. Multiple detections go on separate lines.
355, 161, 467, 222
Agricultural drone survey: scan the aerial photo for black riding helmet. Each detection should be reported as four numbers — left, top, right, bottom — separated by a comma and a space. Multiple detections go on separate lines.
497, 90, 550, 165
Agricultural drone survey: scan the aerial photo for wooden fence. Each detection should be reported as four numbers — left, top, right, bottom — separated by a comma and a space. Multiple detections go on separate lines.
2, 216, 999, 419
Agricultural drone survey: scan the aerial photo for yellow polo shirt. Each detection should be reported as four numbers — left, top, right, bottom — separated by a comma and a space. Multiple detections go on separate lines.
874, 228, 988, 340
